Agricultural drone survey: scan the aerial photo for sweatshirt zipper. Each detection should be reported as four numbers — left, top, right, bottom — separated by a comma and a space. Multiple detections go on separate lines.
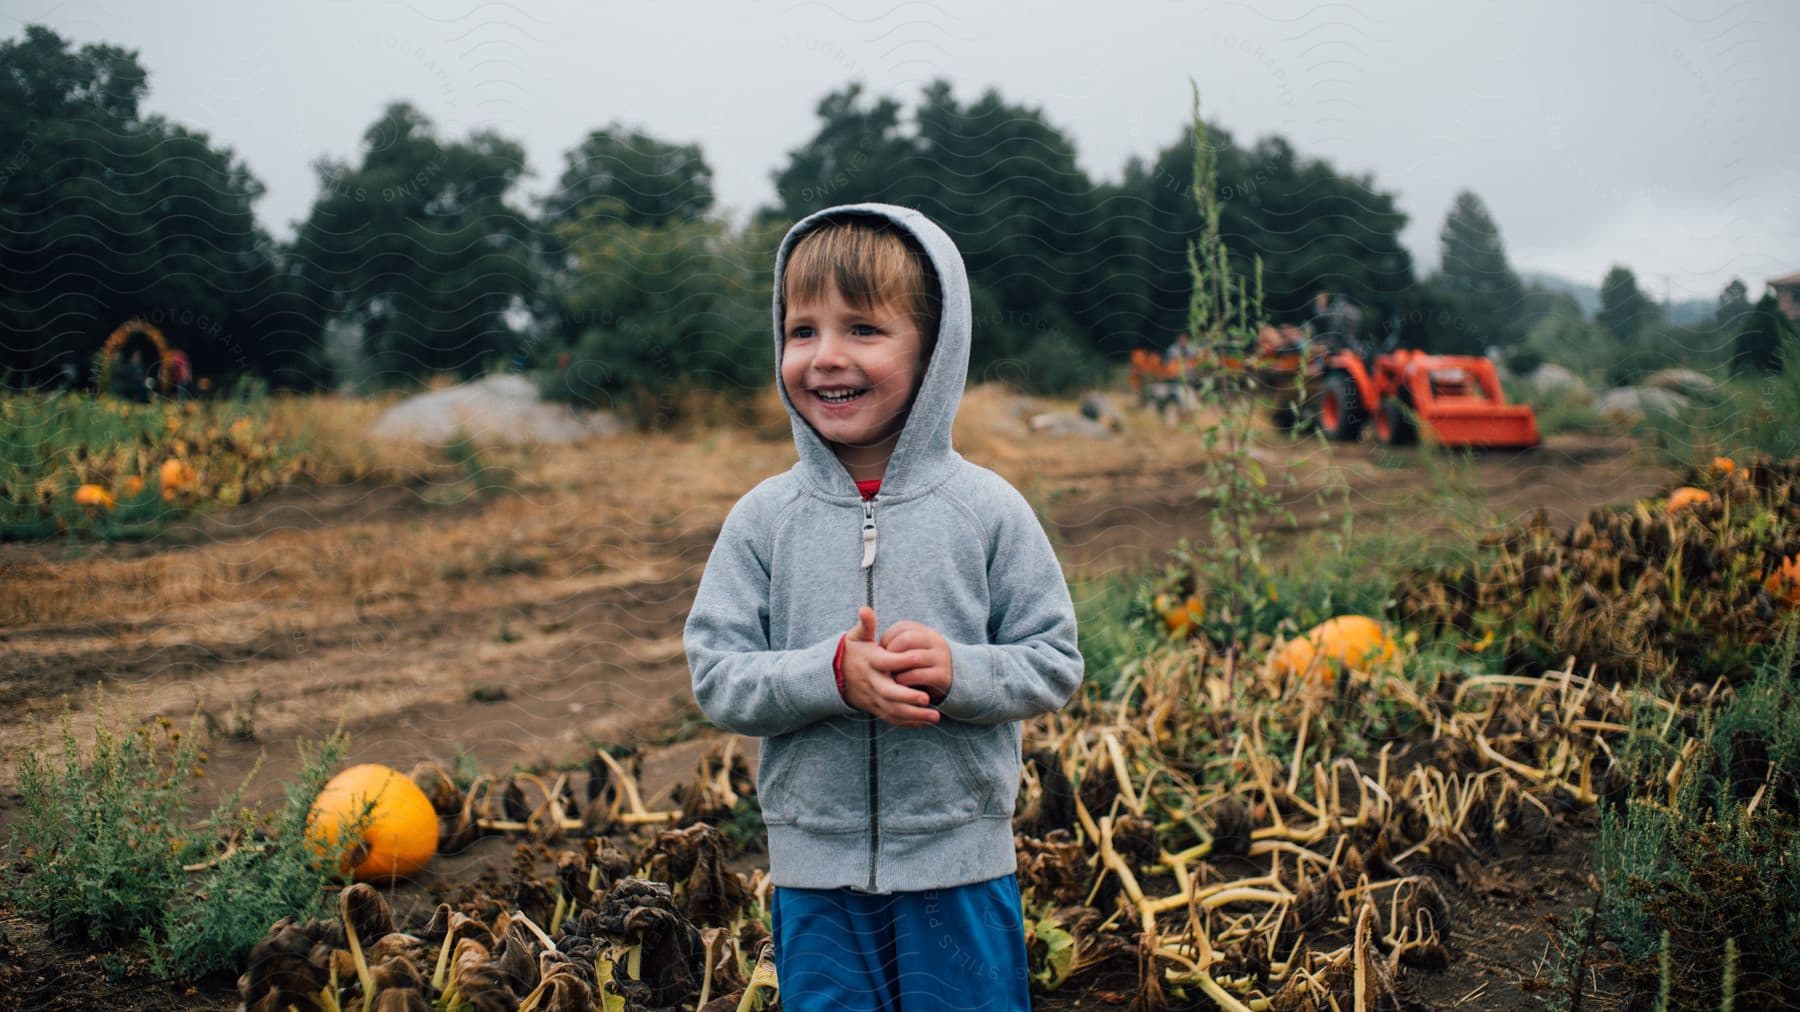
860, 494, 880, 893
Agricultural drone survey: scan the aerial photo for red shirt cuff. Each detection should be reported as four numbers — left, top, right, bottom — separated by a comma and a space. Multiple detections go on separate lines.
833, 633, 847, 699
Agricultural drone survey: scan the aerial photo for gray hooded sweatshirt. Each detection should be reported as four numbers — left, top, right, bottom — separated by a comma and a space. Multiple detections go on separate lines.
684, 202, 1083, 893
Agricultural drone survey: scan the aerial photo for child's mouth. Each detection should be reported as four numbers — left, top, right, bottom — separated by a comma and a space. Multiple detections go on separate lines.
813, 388, 868, 406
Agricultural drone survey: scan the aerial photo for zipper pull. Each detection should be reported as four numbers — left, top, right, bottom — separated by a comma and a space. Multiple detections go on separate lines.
860, 497, 878, 568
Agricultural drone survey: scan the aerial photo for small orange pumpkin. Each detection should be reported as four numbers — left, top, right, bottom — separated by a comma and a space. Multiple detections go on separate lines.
1268, 616, 1396, 684
306, 763, 438, 883
1664, 487, 1711, 514
120, 475, 145, 498
1155, 593, 1205, 637
1710, 456, 1736, 476
159, 459, 197, 500
1763, 555, 1800, 609
74, 484, 114, 510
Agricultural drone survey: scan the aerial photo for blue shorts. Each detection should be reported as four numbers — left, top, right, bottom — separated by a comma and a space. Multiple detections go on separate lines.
770, 873, 1032, 1011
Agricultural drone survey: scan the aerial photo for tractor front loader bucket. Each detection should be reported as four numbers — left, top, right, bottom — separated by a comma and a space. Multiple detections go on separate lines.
1415, 399, 1539, 448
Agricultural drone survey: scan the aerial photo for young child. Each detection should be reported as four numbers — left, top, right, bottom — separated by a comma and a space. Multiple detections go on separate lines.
685, 203, 1084, 1010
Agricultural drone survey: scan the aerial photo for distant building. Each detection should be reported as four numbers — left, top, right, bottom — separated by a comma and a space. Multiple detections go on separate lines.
1770, 272, 1800, 321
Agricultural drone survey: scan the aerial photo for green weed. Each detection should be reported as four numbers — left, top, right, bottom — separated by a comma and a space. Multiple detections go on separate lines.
10, 696, 202, 946
1595, 619, 1800, 1008
150, 731, 348, 979
9, 689, 354, 980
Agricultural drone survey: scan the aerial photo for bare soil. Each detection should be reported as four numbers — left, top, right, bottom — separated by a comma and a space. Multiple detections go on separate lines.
0, 392, 1675, 1009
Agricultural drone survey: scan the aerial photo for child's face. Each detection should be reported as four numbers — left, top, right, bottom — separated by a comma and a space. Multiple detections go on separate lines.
781, 281, 927, 475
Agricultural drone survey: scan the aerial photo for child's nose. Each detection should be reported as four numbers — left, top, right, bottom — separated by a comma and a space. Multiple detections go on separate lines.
812, 328, 852, 368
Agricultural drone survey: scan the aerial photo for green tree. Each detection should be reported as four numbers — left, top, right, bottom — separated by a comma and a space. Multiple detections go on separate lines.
766, 81, 1108, 386
291, 102, 534, 385
0, 25, 323, 389
1733, 293, 1792, 375
1597, 265, 1657, 342
908, 82, 1103, 376
762, 79, 1415, 376
1433, 190, 1527, 348
766, 82, 924, 222
543, 124, 714, 229
1716, 278, 1750, 328
1125, 126, 1414, 349
540, 213, 774, 425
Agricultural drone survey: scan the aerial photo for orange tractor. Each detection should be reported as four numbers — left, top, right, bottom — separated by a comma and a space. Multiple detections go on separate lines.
1128, 325, 1310, 408
1303, 346, 1539, 448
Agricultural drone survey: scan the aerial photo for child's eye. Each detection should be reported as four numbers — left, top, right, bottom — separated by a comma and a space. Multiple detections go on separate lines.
851, 323, 879, 336
788, 326, 814, 340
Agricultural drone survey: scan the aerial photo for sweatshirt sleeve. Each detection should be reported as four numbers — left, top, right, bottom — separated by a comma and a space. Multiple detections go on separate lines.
938, 483, 1084, 725
686, 492, 860, 738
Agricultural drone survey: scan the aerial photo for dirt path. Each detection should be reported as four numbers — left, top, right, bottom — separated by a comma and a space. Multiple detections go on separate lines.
0, 397, 1673, 820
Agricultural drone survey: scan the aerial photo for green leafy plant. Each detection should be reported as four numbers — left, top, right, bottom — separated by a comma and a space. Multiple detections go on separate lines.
1596, 619, 1800, 1008
9, 689, 355, 981
10, 695, 201, 946
1176, 82, 1295, 658
150, 731, 349, 979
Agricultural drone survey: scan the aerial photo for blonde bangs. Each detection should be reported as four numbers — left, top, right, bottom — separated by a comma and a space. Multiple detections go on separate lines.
783, 217, 940, 339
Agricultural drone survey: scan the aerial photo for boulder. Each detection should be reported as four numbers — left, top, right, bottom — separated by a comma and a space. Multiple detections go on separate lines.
1642, 368, 1719, 399
1028, 411, 1116, 439
1593, 386, 1689, 420
1525, 363, 1592, 400
369, 373, 623, 445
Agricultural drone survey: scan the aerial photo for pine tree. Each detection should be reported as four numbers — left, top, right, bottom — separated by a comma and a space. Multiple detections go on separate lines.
1436, 190, 1526, 346
1597, 265, 1656, 342
1733, 292, 1791, 374
1716, 278, 1750, 329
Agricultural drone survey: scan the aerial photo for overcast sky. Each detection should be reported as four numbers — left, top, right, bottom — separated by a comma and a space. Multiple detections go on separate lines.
10, 0, 1797, 303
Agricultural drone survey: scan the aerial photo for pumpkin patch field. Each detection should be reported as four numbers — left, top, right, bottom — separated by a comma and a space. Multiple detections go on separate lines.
10, 387, 1797, 1010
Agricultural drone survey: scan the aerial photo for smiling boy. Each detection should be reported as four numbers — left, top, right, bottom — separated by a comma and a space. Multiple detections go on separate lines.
685, 204, 1083, 1009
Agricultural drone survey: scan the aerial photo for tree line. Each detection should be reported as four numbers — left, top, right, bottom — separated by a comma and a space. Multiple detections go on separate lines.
0, 24, 1788, 409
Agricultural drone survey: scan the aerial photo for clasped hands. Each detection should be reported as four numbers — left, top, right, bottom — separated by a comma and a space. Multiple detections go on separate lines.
840, 606, 952, 728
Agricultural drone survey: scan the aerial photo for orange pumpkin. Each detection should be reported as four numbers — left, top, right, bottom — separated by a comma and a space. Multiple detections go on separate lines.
1763, 555, 1800, 609
1664, 487, 1711, 514
306, 763, 438, 883
159, 459, 197, 500
74, 484, 114, 510
1155, 593, 1205, 637
1710, 456, 1736, 476
1268, 616, 1396, 683
120, 475, 145, 498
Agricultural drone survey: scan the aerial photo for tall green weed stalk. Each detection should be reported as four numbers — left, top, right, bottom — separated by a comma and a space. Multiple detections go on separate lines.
1178, 82, 1297, 657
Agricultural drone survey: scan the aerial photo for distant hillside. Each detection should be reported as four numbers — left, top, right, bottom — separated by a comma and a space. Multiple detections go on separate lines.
1519, 270, 1714, 326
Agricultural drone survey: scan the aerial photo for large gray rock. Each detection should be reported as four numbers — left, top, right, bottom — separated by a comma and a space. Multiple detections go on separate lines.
369, 373, 623, 445
1525, 363, 1592, 400
1593, 386, 1690, 420
1642, 368, 1719, 398
1028, 411, 1116, 438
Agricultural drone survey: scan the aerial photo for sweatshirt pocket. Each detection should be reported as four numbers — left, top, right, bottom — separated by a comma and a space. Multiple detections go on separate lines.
881, 720, 1014, 832
757, 722, 866, 832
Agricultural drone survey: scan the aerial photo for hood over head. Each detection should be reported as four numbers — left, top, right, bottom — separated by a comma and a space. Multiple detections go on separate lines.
771, 203, 971, 501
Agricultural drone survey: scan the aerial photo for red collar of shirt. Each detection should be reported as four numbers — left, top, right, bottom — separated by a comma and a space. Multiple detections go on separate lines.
854, 479, 881, 500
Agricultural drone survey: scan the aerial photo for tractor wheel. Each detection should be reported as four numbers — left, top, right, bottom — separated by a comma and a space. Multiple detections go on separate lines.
1378, 397, 1417, 446
1318, 372, 1363, 442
